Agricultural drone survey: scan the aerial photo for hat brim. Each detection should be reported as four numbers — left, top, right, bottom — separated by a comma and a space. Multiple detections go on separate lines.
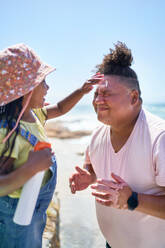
0, 64, 56, 106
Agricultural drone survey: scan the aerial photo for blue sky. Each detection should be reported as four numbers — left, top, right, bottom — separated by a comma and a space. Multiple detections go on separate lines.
0, 0, 165, 105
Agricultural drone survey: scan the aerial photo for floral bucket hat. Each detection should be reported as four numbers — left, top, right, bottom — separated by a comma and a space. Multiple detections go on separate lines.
0, 43, 55, 143
0, 43, 55, 106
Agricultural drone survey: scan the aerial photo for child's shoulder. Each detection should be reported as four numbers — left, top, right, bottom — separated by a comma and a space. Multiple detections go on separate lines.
32, 107, 47, 126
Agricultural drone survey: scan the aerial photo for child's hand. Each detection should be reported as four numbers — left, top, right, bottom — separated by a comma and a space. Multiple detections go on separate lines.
80, 73, 104, 95
27, 149, 54, 173
69, 166, 93, 193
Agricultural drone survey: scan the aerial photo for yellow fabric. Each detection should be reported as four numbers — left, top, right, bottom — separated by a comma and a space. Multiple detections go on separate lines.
0, 107, 51, 198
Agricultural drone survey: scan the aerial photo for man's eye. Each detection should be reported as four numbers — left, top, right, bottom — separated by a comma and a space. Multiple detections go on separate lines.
104, 93, 111, 97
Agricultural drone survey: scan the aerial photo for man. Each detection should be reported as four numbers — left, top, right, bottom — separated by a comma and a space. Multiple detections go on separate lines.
69, 42, 165, 248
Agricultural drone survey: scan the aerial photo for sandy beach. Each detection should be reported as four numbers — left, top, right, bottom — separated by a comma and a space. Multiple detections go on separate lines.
44, 120, 105, 248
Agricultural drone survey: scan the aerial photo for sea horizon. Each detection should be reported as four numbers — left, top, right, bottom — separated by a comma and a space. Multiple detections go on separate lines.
47, 102, 165, 145
53, 102, 165, 130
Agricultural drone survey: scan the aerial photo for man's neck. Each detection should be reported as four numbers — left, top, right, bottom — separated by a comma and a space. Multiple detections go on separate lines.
110, 109, 141, 153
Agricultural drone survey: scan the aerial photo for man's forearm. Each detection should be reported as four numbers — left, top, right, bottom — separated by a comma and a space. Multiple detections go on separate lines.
136, 193, 165, 219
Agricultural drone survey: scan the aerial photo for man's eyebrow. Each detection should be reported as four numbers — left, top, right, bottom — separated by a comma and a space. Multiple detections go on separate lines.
95, 88, 113, 95
100, 85, 112, 91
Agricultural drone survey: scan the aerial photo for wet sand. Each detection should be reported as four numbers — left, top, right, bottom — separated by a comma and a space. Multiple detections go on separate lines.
49, 137, 105, 248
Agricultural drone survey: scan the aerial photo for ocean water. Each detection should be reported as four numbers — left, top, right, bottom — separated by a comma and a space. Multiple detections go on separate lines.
56, 102, 165, 144
144, 103, 165, 119
56, 103, 99, 131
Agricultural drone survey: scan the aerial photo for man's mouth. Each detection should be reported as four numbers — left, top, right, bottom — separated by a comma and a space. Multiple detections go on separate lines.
97, 106, 109, 112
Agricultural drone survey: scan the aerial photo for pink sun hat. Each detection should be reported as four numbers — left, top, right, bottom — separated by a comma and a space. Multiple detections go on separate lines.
0, 43, 56, 143
0, 43, 55, 106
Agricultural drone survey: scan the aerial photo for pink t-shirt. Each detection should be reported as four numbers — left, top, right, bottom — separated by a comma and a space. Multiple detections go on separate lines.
85, 109, 165, 248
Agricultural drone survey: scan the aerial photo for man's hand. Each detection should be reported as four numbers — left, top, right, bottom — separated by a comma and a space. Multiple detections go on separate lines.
69, 166, 94, 194
91, 173, 132, 209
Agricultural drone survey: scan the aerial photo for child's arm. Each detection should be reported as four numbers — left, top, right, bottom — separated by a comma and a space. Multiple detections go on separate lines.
45, 74, 104, 120
0, 148, 53, 196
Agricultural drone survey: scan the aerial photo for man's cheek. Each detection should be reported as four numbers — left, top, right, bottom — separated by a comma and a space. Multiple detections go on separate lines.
92, 100, 97, 113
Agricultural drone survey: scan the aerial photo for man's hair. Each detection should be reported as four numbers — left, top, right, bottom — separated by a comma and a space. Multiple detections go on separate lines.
96, 41, 142, 100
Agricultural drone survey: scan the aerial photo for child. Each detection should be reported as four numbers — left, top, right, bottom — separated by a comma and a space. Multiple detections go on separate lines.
0, 43, 103, 247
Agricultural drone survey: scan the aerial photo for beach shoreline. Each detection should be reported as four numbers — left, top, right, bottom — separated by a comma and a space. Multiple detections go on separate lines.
43, 119, 105, 248
45, 119, 92, 139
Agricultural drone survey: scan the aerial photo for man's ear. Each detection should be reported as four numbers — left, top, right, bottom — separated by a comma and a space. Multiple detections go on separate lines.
131, 90, 139, 105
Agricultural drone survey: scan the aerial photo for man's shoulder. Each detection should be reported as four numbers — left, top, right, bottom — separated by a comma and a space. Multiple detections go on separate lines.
89, 124, 109, 147
142, 108, 165, 140
91, 124, 109, 136
143, 108, 165, 130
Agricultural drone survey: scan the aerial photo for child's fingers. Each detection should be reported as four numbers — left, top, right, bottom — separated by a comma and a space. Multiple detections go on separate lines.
86, 80, 100, 85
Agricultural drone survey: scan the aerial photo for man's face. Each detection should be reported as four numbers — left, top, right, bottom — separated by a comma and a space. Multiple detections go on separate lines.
93, 75, 134, 126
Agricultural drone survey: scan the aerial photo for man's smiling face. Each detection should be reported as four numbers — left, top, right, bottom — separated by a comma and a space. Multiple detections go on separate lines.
93, 75, 134, 127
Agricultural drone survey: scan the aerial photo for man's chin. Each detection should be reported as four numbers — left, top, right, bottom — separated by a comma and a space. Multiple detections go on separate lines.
97, 114, 111, 125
